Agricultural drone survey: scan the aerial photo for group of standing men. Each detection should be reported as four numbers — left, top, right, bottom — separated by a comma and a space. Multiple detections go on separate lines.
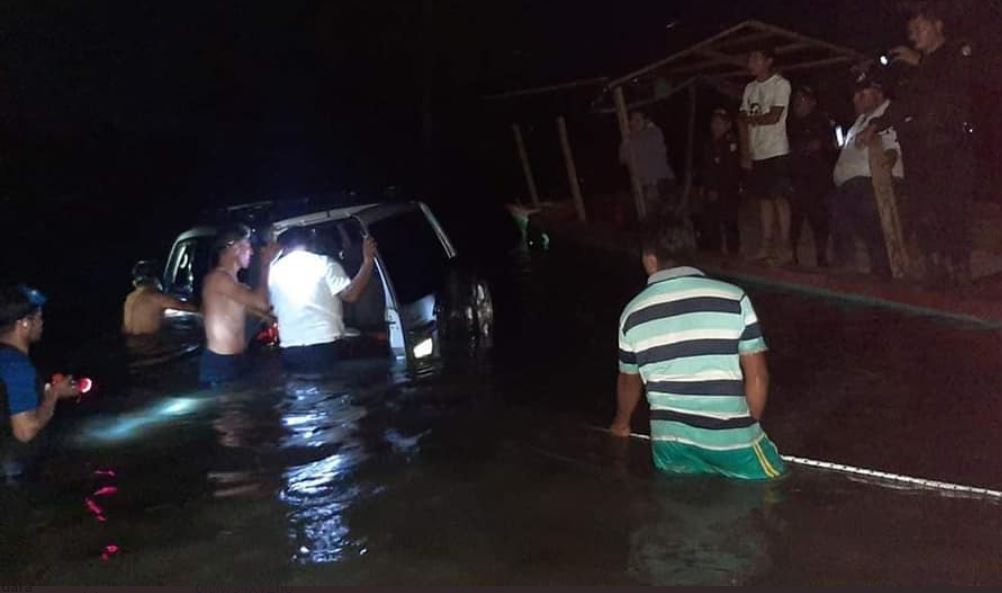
620, 2, 976, 285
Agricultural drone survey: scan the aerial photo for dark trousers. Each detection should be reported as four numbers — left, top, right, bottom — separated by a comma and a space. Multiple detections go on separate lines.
828, 177, 892, 278
281, 340, 346, 375
905, 145, 972, 270
790, 171, 831, 264
696, 190, 741, 254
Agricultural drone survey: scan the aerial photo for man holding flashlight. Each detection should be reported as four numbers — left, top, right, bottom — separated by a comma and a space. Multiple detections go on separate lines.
0, 285, 82, 477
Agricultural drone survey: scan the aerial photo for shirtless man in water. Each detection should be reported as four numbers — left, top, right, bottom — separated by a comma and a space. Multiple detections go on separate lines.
199, 224, 279, 385
122, 261, 197, 335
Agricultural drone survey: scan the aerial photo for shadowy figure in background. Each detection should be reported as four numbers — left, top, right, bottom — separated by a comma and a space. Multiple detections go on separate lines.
696, 108, 743, 255
620, 110, 679, 221
122, 260, 197, 336
787, 85, 836, 267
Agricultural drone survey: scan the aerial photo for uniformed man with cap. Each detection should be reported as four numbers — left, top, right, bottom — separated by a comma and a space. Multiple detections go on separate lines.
858, 1, 976, 285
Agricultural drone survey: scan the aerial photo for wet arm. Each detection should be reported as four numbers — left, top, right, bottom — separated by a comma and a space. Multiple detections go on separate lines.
9, 389, 58, 443
740, 352, 769, 420
339, 258, 375, 304
611, 372, 644, 434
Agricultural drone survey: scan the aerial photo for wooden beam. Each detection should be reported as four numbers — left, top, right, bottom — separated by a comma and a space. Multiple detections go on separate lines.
556, 116, 587, 222
608, 20, 755, 88
511, 124, 540, 207
744, 20, 864, 60
707, 55, 856, 79
483, 76, 609, 101
695, 48, 747, 68
614, 86, 646, 221
712, 30, 776, 50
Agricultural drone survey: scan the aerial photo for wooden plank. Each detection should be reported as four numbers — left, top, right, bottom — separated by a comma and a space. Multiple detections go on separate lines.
867, 138, 911, 279
511, 124, 540, 207
745, 20, 864, 60
614, 86, 647, 221
556, 116, 587, 222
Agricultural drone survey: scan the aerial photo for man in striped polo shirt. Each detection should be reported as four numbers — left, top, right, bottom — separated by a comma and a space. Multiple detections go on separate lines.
610, 221, 786, 479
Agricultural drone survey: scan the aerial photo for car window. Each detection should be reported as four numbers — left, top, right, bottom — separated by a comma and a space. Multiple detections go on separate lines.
167, 236, 213, 300
367, 209, 448, 304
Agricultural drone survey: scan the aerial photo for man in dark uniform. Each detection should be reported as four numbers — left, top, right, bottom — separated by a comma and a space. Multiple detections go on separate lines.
696, 108, 742, 254
787, 85, 836, 267
859, 2, 975, 284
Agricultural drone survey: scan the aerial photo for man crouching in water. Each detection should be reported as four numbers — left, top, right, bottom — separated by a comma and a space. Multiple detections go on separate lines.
200, 224, 279, 386
123, 260, 198, 336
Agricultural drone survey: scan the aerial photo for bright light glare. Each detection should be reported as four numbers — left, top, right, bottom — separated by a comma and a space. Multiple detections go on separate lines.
412, 338, 433, 359
271, 250, 326, 306
835, 125, 846, 147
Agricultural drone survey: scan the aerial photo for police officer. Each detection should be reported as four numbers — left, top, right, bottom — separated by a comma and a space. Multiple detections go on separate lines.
859, 2, 975, 285
787, 84, 836, 267
696, 108, 742, 255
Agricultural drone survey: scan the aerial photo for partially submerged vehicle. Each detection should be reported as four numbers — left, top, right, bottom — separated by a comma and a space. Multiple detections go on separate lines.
154, 196, 493, 364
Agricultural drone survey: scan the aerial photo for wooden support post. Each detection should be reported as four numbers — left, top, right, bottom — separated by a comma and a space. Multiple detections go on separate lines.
614, 86, 646, 221
556, 116, 587, 222
511, 123, 540, 207
682, 83, 697, 211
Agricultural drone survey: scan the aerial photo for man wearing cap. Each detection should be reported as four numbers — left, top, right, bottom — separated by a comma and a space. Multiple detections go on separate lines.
858, 2, 974, 285
200, 224, 280, 385
829, 75, 904, 278
122, 260, 198, 336
787, 85, 836, 267
0, 285, 81, 476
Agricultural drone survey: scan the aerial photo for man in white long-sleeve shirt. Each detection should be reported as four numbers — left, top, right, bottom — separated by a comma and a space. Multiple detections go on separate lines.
828, 75, 904, 278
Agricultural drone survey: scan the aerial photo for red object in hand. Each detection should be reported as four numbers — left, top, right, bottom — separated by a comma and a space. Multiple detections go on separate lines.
78, 377, 93, 394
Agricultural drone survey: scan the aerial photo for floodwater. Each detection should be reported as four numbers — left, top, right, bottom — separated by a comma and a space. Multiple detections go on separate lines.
3, 244, 1002, 586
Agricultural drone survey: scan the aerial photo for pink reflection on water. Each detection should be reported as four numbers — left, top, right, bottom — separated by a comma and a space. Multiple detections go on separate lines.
101, 544, 120, 561
93, 486, 118, 497
94, 469, 117, 477
85, 497, 107, 522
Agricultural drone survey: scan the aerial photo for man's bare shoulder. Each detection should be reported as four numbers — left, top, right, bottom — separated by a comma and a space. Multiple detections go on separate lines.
203, 269, 234, 290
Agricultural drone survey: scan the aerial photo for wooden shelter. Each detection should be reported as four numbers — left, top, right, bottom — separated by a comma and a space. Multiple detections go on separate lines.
600, 20, 864, 218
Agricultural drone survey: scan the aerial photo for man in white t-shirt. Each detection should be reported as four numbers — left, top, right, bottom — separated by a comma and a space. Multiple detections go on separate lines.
268, 226, 378, 374
739, 46, 793, 264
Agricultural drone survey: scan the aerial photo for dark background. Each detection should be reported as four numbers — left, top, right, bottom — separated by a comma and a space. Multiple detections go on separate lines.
1, 0, 999, 351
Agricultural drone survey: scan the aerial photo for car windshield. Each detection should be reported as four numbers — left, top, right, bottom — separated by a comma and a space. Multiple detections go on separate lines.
367, 209, 448, 305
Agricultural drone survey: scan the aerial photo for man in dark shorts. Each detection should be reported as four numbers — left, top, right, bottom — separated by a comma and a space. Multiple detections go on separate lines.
199, 224, 279, 386
739, 46, 794, 264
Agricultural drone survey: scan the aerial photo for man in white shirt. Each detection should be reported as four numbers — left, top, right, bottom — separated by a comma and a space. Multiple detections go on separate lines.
828, 76, 904, 278
268, 226, 378, 374
739, 46, 793, 264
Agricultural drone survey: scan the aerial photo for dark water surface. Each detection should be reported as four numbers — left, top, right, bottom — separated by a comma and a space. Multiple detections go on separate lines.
3, 245, 1001, 585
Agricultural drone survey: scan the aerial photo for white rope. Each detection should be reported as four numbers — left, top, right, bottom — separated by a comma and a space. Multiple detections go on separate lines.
589, 426, 1002, 499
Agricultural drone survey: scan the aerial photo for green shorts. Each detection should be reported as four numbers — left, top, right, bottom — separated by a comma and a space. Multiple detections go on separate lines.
652, 437, 787, 480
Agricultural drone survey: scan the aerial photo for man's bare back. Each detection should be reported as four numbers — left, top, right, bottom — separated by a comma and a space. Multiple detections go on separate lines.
123, 286, 197, 335
202, 269, 256, 355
